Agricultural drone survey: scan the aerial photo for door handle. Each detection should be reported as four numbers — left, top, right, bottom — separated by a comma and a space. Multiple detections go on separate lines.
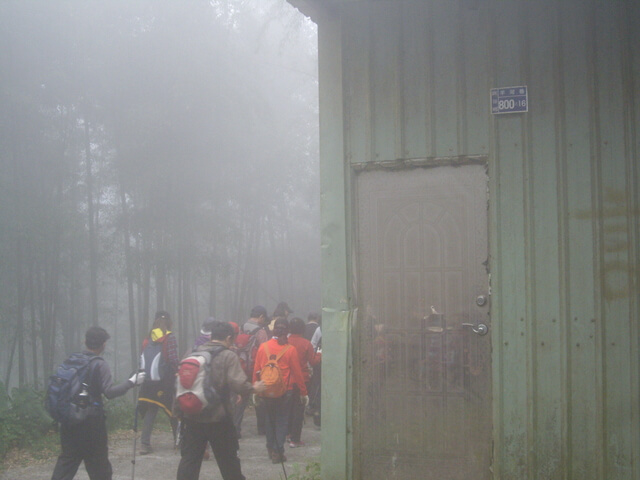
462, 323, 489, 336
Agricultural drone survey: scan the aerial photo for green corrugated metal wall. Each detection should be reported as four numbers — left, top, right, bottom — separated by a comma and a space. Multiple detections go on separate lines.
297, 0, 640, 478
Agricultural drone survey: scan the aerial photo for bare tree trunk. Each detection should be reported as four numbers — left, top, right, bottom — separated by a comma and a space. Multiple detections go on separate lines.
177, 260, 185, 354
28, 253, 39, 384
266, 215, 283, 301
208, 264, 214, 317
4, 327, 19, 387
193, 272, 200, 338
120, 188, 137, 371
156, 238, 167, 311
17, 236, 25, 387
142, 239, 151, 340
84, 118, 99, 326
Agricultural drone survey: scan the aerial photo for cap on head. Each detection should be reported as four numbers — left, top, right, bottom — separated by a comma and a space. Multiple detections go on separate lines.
201, 317, 216, 334
250, 305, 268, 318
273, 302, 293, 317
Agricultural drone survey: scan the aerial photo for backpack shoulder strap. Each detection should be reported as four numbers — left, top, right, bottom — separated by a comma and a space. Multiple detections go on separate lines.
244, 323, 261, 335
274, 344, 290, 362
200, 345, 227, 364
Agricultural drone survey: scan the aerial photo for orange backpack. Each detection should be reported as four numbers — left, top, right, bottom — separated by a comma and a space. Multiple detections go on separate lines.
259, 344, 290, 398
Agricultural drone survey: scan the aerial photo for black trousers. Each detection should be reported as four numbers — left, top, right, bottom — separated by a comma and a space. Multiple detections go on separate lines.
51, 415, 112, 480
288, 385, 306, 443
176, 416, 245, 480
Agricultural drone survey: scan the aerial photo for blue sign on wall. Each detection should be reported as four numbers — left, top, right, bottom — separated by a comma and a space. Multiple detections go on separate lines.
491, 86, 528, 114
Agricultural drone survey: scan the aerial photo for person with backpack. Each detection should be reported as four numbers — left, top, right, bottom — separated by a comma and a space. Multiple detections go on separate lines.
233, 305, 269, 437
193, 317, 216, 350
304, 312, 322, 424
286, 317, 321, 448
175, 321, 265, 480
252, 317, 307, 464
137, 310, 179, 455
49, 326, 145, 480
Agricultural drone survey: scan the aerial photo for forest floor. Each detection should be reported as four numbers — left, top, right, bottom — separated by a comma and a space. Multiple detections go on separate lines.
0, 407, 321, 480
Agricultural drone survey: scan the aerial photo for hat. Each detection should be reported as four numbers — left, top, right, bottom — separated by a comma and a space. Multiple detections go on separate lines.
273, 302, 293, 317
250, 305, 268, 318
201, 317, 215, 335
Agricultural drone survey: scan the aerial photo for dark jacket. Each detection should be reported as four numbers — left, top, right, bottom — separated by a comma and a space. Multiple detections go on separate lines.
84, 351, 132, 404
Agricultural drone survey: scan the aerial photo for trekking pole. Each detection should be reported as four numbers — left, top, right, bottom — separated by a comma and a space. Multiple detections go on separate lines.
131, 370, 142, 480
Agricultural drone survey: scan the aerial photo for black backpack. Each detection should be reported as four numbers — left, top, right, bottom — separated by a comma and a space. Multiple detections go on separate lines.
140, 337, 172, 383
45, 353, 102, 425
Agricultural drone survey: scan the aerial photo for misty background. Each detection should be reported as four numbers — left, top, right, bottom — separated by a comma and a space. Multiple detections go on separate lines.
0, 0, 319, 387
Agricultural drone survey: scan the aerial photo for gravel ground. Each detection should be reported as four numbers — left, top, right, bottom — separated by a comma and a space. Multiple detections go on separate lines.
1, 407, 321, 480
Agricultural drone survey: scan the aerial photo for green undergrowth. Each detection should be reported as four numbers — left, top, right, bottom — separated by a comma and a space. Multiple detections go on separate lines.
0, 381, 136, 468
285, 459, 321, 480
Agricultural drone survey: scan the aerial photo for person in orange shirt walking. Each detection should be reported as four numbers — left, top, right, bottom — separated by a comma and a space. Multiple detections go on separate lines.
286, 317, 321, 448
253, 318, 307, 463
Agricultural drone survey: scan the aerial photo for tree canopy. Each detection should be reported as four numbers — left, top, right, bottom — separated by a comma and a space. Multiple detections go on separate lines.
0, 0, 319, 385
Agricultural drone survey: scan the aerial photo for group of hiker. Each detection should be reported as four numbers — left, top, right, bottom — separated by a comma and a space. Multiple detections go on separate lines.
46, 302, 323, 480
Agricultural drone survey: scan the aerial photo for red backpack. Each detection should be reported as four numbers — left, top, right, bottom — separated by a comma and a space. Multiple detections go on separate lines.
235, 324, 261, 377
175, 346, 226, 416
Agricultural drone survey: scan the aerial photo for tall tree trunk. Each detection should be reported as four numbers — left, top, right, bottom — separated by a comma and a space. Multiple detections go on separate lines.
4, 327, 19, 387
120, 188, 137, 371
266, 215, 283, 301
208, 257, 216, 317
142, 238, 151, 340
177, 260, 185, 354
17, 236, 25, 387
193, 272, 200, 338
156, 239, 167, 311
28, 253, 39, 384
84, 117, 99, 326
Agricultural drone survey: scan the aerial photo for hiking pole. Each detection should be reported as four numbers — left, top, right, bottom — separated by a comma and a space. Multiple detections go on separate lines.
131, 370, 142, 480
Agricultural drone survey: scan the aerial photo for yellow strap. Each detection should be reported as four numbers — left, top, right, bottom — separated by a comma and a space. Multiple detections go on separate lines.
264, 343, 289, 362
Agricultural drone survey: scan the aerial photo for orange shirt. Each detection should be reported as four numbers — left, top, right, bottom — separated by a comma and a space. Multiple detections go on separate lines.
287, 334, 321, 383
253, 338, 308, 396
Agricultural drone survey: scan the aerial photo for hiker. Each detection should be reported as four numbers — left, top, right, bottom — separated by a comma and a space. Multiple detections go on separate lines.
253, 317, 307, 463
191, 317, 217, 461
50, 326, 146, 480
233, 306, 270, 437
305, 313, 322, 422
175, 321, 265, 480
267, 301, 293, 334
304, 312, 321, 343
287, 317, 321, 448
138, 310, 179, 455
193, 317, 215, 350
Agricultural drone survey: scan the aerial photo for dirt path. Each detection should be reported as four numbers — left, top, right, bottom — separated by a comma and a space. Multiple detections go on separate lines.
1, 408, 320, 480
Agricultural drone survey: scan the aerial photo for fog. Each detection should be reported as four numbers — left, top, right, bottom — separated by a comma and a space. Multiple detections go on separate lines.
0, 0, 319, 385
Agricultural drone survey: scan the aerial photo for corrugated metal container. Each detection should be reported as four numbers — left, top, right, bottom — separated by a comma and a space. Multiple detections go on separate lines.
290, 0, 640, 478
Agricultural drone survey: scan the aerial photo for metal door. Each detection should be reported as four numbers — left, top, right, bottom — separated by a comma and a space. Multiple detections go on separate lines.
355, 164, 491, 480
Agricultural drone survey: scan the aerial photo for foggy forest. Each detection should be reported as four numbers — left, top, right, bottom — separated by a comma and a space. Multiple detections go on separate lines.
0, 0, 320, 391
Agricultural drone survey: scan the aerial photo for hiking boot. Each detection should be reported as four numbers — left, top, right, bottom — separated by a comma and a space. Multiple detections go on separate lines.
271, 452, 287, 464
139, 444, 152, 455
288, 440, 305, 448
